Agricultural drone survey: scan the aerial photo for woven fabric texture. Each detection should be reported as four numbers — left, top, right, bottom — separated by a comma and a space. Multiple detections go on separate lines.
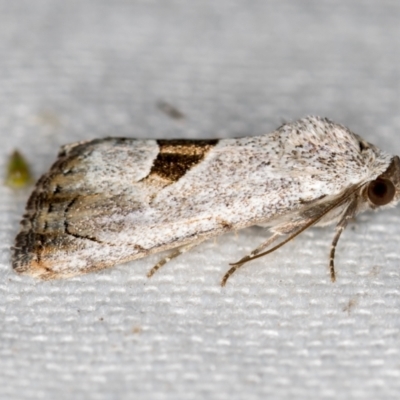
1, 1, 400, 399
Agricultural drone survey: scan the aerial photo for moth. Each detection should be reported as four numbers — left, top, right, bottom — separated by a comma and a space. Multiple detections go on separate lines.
12, 116, 400, 285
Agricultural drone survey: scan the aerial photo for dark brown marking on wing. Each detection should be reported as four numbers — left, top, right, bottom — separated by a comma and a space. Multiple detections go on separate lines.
217, 218, 233, 230
143, 139, 218, 184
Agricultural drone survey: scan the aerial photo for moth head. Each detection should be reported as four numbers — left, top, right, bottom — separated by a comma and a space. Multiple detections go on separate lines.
366, 156, 400, 208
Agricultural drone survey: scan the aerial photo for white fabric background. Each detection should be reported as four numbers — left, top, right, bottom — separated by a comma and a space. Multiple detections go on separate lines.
1, 1, 400, 399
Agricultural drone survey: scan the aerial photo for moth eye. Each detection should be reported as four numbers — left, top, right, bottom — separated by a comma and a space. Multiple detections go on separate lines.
367, 178, 396, 206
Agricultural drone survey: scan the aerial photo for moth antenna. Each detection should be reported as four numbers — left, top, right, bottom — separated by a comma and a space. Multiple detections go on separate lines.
221, 232, 281, 287
222, 225, 306, 286
221, 183, 364, 286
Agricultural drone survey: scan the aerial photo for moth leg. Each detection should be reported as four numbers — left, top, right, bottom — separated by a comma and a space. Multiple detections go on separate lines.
147, 239, 206, 278
221, 232, 281, 287
329, 199, 358, 282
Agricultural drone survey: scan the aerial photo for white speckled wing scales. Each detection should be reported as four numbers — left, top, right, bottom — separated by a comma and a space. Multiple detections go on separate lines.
12, 116, 399, 281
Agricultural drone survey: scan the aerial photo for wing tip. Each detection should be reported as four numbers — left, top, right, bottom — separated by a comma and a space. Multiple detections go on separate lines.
11, 231, 60, 280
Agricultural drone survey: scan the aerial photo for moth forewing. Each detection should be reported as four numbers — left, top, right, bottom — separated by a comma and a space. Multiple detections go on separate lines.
11, 116, 400, 284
